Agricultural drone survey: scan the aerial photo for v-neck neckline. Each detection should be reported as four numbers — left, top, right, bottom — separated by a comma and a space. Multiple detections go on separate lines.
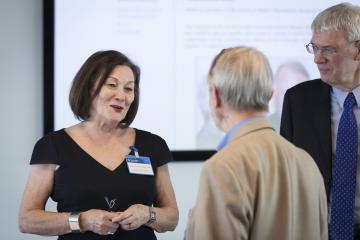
61, 128, 138, 172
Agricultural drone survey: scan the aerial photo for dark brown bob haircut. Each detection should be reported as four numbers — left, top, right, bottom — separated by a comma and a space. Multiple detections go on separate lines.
69, 50, 140, 128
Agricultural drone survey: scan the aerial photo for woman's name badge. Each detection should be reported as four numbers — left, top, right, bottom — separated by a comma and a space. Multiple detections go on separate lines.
125, 155, 154, 176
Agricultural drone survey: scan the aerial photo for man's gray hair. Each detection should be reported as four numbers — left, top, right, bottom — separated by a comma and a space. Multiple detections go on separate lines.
311, 2, 360, 42
208, 46, 273, 112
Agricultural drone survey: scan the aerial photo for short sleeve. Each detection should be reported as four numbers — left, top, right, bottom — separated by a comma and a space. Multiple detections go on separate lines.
30, 133, 59, 165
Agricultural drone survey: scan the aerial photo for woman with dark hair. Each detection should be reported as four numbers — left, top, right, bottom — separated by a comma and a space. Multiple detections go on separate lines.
19, 50, 179, 239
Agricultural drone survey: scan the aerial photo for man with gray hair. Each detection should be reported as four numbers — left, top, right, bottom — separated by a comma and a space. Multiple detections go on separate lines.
186, 46, 328, 240
281, 3, 360, 239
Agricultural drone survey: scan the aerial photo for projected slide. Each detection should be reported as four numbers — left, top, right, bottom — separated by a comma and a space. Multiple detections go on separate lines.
54, 0, 355, 150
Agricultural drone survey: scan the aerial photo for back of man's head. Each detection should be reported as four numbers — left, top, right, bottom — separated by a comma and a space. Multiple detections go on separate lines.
208, 46, 273, 112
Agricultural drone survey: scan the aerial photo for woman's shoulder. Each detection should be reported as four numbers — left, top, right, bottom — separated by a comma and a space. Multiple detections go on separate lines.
36, 129, 66, 143
134, 128, 172, 165
134, 128, 167, 144
31, 129, 67, 165
32, 129, 70, 153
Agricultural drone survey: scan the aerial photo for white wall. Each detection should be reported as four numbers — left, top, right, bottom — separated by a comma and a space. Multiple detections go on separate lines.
157, 162, 202, 240
0, 0, 43, 239
0, 1, 204, 239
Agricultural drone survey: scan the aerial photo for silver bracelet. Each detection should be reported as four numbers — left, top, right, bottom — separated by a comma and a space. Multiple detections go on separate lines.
69, 212, 82, 233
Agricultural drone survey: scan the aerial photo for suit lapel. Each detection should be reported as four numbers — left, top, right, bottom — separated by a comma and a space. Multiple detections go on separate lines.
309, 81, 332, 164
308, 81, 332, 194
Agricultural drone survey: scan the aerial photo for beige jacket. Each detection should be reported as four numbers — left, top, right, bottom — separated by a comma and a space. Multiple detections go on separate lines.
186, 119, 328, 240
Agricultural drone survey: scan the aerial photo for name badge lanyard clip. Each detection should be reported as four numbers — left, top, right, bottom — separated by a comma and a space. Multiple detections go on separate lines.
130, 146, 139, 158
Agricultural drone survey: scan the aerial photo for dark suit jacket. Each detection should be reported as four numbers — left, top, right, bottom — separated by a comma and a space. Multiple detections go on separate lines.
280, 79, 332, 199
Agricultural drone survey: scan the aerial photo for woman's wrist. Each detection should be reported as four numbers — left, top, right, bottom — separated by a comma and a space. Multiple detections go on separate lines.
147, 206, 157, 224
68, 212, 82, 233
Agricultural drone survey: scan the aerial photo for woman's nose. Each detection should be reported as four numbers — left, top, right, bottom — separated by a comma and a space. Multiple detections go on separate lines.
114, 89, 125, 101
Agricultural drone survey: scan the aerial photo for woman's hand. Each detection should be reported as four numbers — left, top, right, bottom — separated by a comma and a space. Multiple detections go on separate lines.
80, 209, 120, 235
112, 204, 149, 231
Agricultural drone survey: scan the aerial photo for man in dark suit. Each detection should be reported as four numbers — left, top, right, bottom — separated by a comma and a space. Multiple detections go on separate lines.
280, 3, 360, 239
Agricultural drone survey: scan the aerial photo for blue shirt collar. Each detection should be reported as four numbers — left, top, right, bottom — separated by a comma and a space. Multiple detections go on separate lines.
332, 86, 360, 108
216, 115, 265, 151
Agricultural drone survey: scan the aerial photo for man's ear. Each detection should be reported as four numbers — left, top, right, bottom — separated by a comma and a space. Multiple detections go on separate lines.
210, 84, 221, 109
268, 89, 274, 102
355, 40, 360, 61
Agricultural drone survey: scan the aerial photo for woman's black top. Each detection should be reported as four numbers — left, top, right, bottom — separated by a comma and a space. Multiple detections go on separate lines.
30, 128, 172, 240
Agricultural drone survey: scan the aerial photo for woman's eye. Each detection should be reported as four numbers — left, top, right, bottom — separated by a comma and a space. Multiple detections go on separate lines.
106, 83, 117, 88
125, 87, 134, 92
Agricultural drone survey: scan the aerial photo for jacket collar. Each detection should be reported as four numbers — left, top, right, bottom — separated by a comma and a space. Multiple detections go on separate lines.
227, 118, 275, 145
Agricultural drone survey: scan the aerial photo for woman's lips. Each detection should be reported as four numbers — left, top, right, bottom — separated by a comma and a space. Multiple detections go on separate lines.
110, 105, 124, 112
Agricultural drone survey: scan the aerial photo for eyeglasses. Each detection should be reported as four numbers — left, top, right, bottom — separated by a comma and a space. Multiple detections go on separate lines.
306, 40, 359, 56
306, 43, 337, 55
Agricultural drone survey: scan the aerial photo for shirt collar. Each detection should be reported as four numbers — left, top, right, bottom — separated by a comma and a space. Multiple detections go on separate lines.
332, 85, 360, 108
216, 115, 265, 151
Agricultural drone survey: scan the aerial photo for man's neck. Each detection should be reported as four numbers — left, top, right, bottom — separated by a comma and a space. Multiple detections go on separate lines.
220, 109, 267, 132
